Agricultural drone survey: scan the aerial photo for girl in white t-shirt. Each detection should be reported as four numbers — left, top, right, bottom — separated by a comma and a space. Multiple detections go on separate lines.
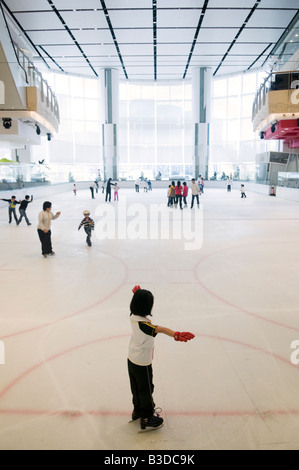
127, 285, 195, 431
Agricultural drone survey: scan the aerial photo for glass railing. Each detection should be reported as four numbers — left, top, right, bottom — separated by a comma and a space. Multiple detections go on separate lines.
13, 42, 60, 123
0, 162, 102, 187
252, 71, 299, 121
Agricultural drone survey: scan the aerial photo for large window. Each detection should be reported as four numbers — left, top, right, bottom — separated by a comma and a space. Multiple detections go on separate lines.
40, 72, 103, 181
118, 80, 193, 180
210, 70, 280, 181
31, 69, 280, 183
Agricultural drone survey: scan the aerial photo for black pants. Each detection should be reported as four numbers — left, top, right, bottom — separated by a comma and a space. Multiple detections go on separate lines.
9, 208, 18, 224
105, 189, 111, 202
191, 194, 199, 208
37, 229, 52, 255
175, 195, 182, 208
128, 359, 155, 418
84, 226, 92, 244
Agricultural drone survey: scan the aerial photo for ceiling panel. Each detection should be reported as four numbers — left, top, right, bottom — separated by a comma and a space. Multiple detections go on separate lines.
4, 0, 50, 12
57, 10, 107, 29
193, 43, 230, 55
257, 0, 299, 9
208, 0, 254, 7
13, 11, 63, 30
157, 29, 196, 43
108, 10, 152, 28
197, 28, 239, 43
231, 43, 274, 55
69, 30, 113, 44
246, 9, 296, 28
158, 9, 201, 28
114, 29, 153, 44
202, 9, 249, 28
158, 0, 205, 7
105, 0, 152, 8
237, 28, 285, 43
53, 0, 102, 9
27, 30, 74, 45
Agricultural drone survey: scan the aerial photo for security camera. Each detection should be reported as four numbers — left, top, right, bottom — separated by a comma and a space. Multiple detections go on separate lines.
2, 118, 12, 129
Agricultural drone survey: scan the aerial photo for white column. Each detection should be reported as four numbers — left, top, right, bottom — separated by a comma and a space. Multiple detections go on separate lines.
99, 68, 119, 180
192, 67, 212, 179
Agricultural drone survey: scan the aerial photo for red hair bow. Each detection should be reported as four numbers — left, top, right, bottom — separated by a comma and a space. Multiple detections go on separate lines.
132, 285, 141, 293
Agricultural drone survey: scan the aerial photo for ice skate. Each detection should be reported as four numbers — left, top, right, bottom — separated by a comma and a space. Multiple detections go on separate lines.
139, 414, 164, 433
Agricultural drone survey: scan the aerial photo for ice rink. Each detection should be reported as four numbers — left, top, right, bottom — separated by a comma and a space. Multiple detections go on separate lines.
1, 183, 299, 450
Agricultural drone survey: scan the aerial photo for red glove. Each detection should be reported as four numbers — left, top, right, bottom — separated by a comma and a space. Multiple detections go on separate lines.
174, 332, 195, 342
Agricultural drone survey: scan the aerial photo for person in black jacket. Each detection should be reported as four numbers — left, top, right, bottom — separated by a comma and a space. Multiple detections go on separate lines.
105, 178, 115, 202
0, 196, 21, 224
18, 195, 33, 225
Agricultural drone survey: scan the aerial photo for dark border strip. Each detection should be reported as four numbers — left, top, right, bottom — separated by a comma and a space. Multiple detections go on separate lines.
99, 0, 128, 79
47, 0, 98, 77
247, 43, 273, 70
38, 45, 64, 72
262, 9, 299, 68
183, 0, 209, 79
153, 0, 157, 80
0, 0, 49, 69
213, 0, 262, 76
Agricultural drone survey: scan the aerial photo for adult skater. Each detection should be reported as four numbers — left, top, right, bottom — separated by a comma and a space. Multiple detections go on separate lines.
37, 201, 61, 258
0, 195, 21, 224
105, 178, 115, 202
190, 179, 200, 209
128, 285, 194, 431
78, 210, 95, 247
18, 195, 33, 225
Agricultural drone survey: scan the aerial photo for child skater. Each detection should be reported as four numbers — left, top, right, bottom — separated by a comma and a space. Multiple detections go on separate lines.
128, 285, 195, 431
114, 183, 119, 201
78, 210, 95, 247
0, 195, 21, 224
18, 195, 33, 225
240, 184, 247, 198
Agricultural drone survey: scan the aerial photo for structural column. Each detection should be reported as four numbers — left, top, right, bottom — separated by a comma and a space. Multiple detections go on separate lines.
99, 68, 119, 180
192, 67, 212, 179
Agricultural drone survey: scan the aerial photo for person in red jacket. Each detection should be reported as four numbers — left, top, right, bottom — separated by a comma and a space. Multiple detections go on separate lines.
182, 182, 188, 207
175, 181, 183, 209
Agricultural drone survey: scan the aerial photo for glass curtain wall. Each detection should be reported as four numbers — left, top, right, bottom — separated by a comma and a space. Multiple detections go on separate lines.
32, 69, 280, 183
118, 80, 193, 181
40, 72, 103, 182
210, 70, 280, 181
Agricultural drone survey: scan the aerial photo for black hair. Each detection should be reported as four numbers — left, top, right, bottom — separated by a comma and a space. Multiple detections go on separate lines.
43, 201, 52, 211
130, 289, 154, 317
25, 195, 30, 199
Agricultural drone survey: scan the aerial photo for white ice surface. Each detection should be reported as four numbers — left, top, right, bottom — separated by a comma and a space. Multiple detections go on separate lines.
1, 185, 299, 450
